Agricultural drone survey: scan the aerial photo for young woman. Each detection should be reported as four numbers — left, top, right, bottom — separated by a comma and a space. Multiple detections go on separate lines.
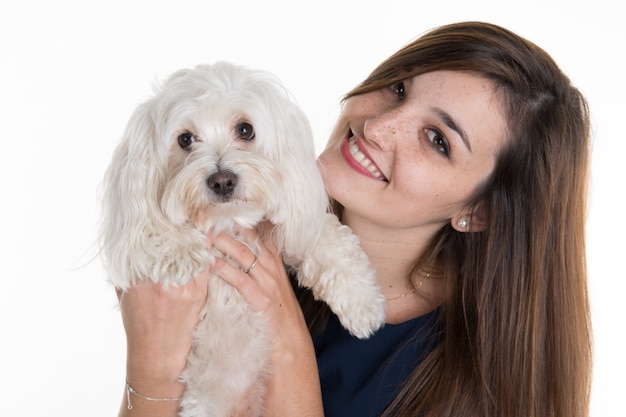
117, 22, 592, 417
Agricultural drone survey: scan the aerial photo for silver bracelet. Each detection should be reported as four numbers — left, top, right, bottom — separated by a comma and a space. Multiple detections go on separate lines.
125, 380, 183, 410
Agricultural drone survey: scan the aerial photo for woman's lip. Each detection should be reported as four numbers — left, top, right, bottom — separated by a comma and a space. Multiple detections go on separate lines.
339, 134, 388, 182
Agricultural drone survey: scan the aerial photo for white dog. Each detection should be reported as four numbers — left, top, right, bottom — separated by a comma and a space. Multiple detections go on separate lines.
100, 62, 386, 417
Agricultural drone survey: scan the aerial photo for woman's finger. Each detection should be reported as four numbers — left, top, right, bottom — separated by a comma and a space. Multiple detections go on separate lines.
232, 223, 260, 247
232, 220, 278, 256
212, 230, 260, 275
210, 255, 271, 312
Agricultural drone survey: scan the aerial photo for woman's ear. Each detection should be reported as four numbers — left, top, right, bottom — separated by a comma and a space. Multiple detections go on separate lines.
452, 202, 488, 232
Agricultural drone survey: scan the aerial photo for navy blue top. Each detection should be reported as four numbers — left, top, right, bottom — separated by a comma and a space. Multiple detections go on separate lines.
313, 310, 439, 417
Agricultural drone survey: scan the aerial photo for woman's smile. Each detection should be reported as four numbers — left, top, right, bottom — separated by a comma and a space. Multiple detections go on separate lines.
340, 134, 388, 182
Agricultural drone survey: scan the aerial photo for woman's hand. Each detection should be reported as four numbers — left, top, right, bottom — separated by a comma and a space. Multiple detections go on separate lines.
117, 266, 210, 416
210, 221, 324, 415
209, 222, 305, 335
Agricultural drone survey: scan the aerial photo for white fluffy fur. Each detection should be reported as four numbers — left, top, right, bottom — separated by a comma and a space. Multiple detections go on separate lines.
100, 62, 386, 417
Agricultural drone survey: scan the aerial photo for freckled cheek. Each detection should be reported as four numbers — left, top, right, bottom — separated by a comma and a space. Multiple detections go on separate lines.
391, 119, 414, 140
422, 174, 468, 205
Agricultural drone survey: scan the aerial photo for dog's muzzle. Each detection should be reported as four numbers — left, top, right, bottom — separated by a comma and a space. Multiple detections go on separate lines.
207, 170, 238, 198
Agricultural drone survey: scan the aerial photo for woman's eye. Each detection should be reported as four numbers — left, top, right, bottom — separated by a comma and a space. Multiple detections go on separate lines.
426, 129, 450, 156
389, 81, 406, 100
177, 131, 196, 151
236, 122, 255, 141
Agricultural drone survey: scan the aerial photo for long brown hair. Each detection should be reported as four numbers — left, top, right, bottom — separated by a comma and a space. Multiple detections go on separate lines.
302, 22, 592, 417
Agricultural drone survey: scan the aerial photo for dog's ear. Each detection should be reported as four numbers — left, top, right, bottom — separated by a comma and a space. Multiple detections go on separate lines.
264, 95, 331, 258
99, 98, 168, 289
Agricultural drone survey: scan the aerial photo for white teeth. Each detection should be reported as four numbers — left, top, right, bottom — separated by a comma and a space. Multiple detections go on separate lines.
349, 140, 366, 163
348, 136, 386, 181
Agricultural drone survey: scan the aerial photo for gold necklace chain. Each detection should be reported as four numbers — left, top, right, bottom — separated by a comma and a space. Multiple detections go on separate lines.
386, 270, 431, 301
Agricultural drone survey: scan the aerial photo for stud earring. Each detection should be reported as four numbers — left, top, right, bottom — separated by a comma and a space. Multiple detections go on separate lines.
458, 218, 468, 229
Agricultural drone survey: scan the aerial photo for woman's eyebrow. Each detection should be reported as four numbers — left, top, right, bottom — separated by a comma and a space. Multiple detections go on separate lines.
431, 106, 472, 153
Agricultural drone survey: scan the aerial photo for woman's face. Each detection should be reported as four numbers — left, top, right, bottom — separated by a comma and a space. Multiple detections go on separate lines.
318, 70, 507, 234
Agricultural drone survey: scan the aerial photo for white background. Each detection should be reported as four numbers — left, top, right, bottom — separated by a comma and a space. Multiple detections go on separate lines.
0, 1, 623, 416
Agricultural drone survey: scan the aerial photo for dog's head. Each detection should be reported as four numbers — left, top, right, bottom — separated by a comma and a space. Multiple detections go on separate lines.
103, 62, 322, 235
100, 63, 329, 283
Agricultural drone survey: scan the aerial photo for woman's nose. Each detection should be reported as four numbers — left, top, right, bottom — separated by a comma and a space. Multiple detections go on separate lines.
363, 107, 407, 151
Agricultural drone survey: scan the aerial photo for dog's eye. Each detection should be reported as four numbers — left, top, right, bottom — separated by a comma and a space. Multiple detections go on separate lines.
178, 132, 196, 150
235, 122, 255, 141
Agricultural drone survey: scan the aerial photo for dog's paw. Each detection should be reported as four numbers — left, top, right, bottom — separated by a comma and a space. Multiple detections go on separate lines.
328, 269, 387, 339
299, 258, 387, 338
301, 248, 386, 338
143, 228, 211, 287
295, 215, 386, 338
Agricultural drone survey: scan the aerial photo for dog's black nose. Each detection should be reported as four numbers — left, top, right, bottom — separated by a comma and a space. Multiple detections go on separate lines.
207, 171, 238, 197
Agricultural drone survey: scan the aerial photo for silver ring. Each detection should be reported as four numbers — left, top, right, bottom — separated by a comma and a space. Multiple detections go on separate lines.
242, 255, 257, 273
